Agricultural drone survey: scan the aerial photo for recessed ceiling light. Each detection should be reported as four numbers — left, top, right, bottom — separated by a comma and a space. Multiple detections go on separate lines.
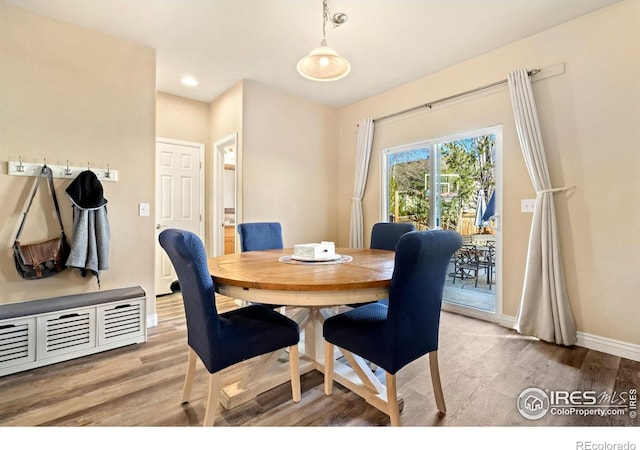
181, 75, 199, 87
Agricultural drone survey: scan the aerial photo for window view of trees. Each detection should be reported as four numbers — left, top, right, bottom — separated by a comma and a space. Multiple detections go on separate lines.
388, 148, 430, 227
387, 134, 495, 233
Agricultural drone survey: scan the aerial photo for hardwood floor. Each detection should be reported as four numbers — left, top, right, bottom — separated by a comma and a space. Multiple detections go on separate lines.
0, 292, 637, 428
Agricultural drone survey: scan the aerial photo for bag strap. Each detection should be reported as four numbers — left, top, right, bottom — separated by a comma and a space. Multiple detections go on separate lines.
14, 165, 66, 242
46, 166, 66, 233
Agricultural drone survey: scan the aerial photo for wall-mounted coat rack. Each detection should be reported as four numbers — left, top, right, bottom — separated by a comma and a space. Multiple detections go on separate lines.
7, 160, 118, 181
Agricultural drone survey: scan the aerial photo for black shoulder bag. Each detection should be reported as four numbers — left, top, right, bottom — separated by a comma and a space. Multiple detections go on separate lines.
13, 165, 71, 279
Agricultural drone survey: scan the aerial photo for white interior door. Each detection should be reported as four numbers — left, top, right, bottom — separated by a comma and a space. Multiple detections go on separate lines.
155, 138, 204, 295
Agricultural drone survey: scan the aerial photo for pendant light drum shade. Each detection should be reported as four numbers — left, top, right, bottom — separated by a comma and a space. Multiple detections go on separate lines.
297, 0, 350, 82
297, 44, 351, 82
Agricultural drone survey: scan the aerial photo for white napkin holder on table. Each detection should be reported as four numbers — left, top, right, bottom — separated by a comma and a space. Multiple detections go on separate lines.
293, 241, 336, 259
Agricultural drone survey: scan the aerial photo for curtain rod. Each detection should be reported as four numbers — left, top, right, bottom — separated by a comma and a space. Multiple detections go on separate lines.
373, 69, 540, 123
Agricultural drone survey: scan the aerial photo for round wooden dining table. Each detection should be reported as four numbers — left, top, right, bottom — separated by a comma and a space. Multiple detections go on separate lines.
207, 247, 398, 415
207, 247, 395, 306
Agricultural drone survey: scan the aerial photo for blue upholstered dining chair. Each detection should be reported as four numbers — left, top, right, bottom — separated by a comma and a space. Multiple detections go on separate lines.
236, 222, 285, 309
237, 222, 283, 252
158, 228, 300, 426
370, 222, 416, 251
323, 230, 462, 426
348, 222, 416, 309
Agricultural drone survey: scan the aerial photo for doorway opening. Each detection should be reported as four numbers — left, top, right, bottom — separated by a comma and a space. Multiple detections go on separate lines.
382, 126, 501, 316
212, 133, 239, 256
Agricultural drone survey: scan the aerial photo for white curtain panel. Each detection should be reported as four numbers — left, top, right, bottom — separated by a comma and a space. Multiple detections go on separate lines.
349, 118, 375, 248
508, 68, 577, 346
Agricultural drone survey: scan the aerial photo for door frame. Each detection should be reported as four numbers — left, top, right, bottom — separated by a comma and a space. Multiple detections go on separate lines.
380, 126, 502, 322
212, 133, 240, 256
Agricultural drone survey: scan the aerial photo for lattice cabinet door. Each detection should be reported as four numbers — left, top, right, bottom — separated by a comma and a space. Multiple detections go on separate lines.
97, 299, 146, 346
37, 308, 97, 360
0, 317, 36, 374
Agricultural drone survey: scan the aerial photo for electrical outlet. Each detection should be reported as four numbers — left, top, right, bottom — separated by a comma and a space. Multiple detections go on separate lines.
139, 202, 150, 217
521, 199, 535, 213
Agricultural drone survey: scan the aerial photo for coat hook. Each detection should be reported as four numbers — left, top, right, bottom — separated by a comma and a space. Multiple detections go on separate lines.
17, 156, 25, 172
64, 160, 72, 176
87, 162, 91, 171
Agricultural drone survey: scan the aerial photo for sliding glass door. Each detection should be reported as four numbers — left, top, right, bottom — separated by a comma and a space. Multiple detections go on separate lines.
382, 126, 501, 316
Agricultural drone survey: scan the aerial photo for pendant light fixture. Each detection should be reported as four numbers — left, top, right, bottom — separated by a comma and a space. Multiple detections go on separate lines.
297, 0, 350, 82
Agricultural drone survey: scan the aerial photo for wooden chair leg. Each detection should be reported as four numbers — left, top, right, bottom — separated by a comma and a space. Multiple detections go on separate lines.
203, 372, 220, 427
181, 347, 197, 404
385, 372, 401, 426
289, 344, 301, 402
324, 341, 335, 395
429, 351, 446, 414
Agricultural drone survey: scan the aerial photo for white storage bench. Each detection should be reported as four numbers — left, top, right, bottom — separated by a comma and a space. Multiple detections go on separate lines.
0, 286, 146, 377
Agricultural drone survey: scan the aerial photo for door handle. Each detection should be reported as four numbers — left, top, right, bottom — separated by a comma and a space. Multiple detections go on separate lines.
156, 224, 163, 230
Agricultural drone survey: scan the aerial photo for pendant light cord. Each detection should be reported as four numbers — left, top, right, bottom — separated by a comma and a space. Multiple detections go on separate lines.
321, 0, 329, 45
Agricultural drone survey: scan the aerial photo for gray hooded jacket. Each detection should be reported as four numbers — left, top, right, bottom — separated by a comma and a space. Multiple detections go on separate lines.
65, 170, 110, 287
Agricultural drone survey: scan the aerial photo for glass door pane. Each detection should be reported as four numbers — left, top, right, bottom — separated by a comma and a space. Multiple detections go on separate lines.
440, 133, 496, 313
385, 146, 432, 229
440, 134, 495, 236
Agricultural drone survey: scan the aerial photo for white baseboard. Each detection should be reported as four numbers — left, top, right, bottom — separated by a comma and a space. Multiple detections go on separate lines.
498, 314, 640, 362
575, 331, 640, 362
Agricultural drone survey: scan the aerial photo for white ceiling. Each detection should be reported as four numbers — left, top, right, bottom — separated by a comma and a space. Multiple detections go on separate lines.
3, 0, 621, 108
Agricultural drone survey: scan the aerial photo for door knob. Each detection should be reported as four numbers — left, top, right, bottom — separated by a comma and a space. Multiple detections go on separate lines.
156, 224, 163, 230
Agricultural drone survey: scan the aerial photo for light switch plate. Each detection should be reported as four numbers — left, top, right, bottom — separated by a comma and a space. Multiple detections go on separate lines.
521, 199, 535, 213
139, 202, 150, 217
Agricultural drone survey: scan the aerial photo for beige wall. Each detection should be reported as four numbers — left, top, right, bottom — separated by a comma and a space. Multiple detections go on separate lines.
156, 91, 211, 253
0, 4, 157, 311
210, 81, 243, 145
162, 78, 341, 253
209, 82, 243, 251
336, 1, 640, 345
156, 92, 210, 145
241, 80, 340, 246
